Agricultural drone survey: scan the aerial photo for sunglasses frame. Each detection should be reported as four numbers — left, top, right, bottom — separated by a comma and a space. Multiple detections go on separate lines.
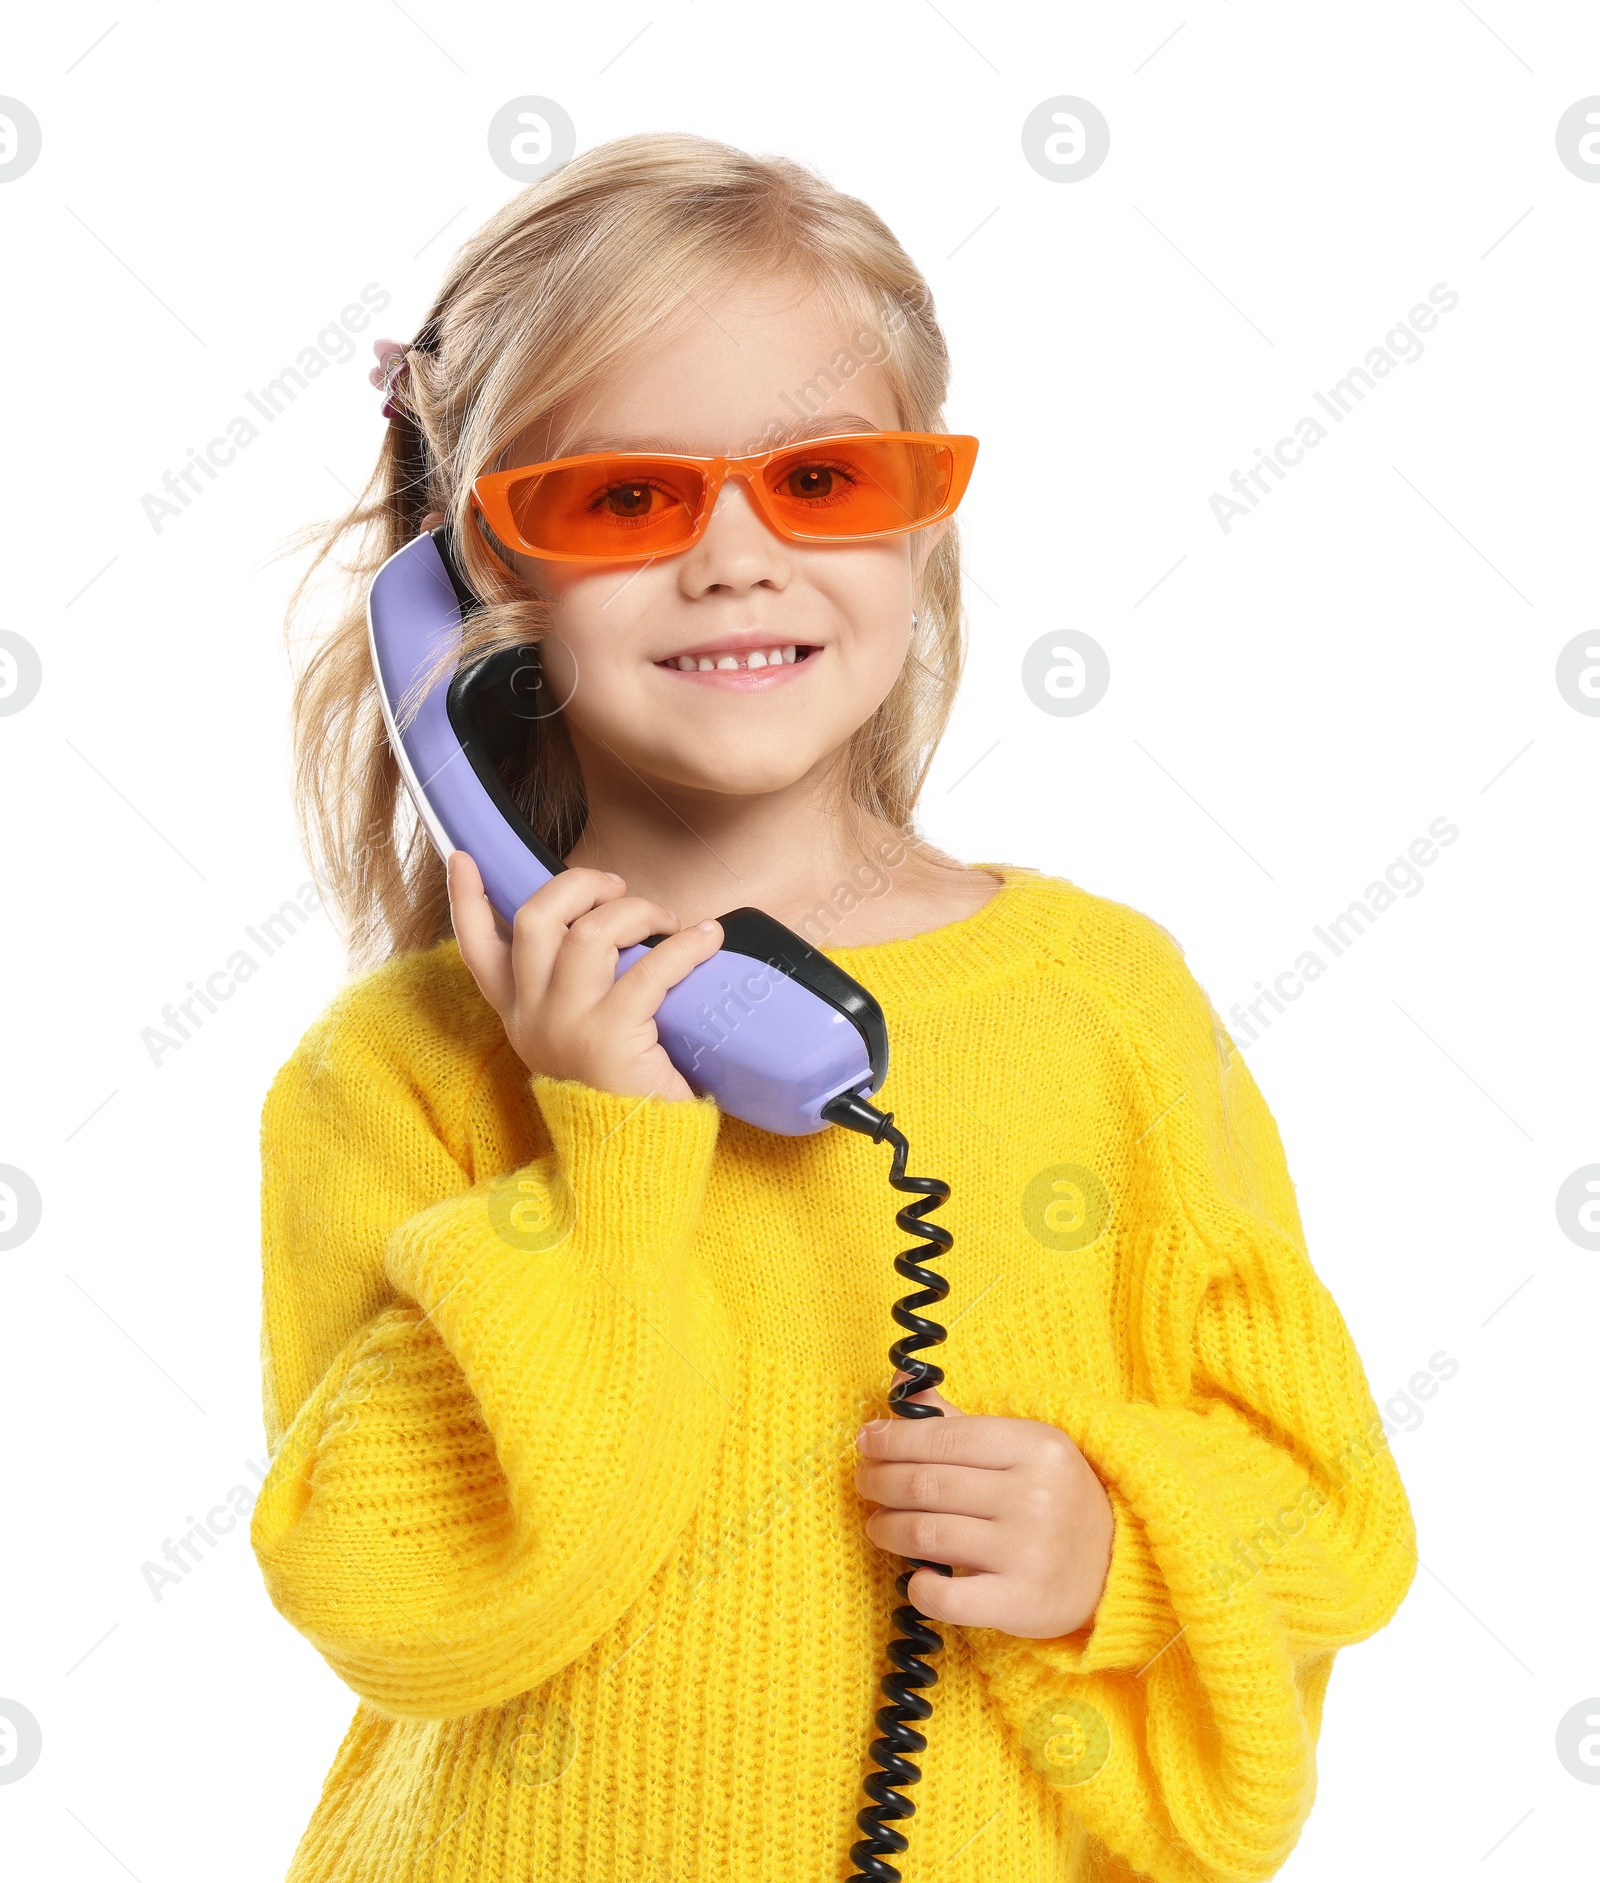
469, 430, 979, 565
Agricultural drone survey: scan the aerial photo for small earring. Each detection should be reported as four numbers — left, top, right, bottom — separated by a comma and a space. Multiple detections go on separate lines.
911, 610, 920, 631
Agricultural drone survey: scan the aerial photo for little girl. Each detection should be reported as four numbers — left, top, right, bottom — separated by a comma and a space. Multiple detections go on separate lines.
251, 132, 1415, 1883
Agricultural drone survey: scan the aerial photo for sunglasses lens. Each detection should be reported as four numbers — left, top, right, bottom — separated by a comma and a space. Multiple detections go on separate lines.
763, 437, 955, 538
503, 458, 706, 557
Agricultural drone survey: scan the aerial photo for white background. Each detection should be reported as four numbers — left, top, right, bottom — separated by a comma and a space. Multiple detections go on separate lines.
2, 3, 1597, 1877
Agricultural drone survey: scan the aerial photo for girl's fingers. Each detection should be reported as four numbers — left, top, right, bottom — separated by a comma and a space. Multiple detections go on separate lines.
447, 851, 515, 1012
863, 1508, 1002, 1575
855, 1412, 1023, 1468
904, 1566, 1013, 1629
601, 919, 725, 1031
544, 893, 685, 1011
509, 868, 629, 1001
854, 1459, 1011, 1522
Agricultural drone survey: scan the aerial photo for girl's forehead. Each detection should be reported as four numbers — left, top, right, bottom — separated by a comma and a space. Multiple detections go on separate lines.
524, 271, 904, 461
561, 411, 893, 458
549, 312, 896, 463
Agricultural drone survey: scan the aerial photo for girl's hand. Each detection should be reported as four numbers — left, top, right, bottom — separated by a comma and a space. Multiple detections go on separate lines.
448, 851, 724, 1102
853, 1371, 1115, 1637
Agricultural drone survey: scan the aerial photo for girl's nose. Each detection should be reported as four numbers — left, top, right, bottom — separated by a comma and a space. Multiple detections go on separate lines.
682, 474, 792, 591
706, 473, 763, 524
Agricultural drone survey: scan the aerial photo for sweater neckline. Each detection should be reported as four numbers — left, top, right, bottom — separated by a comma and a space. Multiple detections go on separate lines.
819, 863, 1066, 1008
434, 863, 1070, 1014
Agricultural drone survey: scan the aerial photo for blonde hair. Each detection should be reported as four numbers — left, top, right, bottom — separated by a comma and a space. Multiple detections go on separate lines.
283, 131, 968, 969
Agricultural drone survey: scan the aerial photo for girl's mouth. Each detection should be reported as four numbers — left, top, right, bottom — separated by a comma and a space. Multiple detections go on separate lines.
654, 643, 818, 685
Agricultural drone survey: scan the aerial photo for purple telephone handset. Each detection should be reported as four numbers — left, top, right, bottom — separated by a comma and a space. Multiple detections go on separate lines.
366, 528, 888, 1135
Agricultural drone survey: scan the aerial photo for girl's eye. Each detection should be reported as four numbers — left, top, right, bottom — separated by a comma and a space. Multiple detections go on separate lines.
778, 458, 858, 503
594, 480, 663, 519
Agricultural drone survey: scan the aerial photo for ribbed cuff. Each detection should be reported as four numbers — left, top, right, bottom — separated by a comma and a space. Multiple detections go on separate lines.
531, 1075, 722, 1257
962, 1400, 1185, 1682
1045, 1402, 1188, 1673
1062, 1483, 1180, 1673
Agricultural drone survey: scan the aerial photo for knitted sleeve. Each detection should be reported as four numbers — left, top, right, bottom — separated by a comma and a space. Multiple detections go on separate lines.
249, 1012, 736, 1721
961, 917, 1416, 1882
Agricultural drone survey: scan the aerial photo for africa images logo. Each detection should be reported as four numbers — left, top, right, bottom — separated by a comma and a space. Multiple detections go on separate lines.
1208, 285, 1460, 534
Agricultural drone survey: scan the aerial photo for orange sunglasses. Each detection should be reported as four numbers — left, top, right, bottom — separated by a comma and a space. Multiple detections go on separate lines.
470, 430, 978, 564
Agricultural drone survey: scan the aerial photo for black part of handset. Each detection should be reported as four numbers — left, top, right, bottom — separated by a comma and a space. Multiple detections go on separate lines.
436, 526, 568, 877
432, 527, 890, 1090
445, 643, 568, 877
717, 909, 890, 1092
432, 523, 480, 617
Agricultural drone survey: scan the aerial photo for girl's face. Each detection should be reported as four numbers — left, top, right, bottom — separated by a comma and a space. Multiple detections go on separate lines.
502, 273, 949, 804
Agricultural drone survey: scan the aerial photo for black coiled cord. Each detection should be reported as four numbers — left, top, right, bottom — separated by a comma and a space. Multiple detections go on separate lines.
822, 1092, 954, 1883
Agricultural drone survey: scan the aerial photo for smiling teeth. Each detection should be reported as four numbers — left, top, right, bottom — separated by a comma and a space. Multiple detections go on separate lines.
674, 646, 798, 672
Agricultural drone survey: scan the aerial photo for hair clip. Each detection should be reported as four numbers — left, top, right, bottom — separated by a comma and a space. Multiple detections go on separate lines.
368, 337, 410, 421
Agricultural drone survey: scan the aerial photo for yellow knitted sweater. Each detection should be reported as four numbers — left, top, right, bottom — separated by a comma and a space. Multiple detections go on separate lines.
250, 865, 1414, 1882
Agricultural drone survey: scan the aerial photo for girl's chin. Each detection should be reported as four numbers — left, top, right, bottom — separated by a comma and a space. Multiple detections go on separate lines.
620, 741, 839, 799
655, 761, 826, 797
